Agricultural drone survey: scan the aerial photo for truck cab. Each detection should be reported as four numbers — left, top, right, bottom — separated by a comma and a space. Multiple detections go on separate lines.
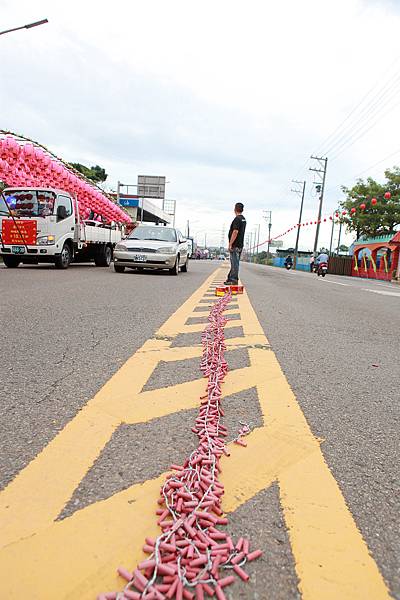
0, 188, 122, 269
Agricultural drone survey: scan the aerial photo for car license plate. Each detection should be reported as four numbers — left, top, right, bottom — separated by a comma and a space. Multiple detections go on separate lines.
133, 254, 146, 262
12, 246, 25, 254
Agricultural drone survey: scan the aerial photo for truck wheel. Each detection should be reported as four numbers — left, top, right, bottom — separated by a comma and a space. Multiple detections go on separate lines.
3, 256, 20, 268
94, 245, 112, 267
181, 258, 189, 273
169, 255, 180, 276
114, 264, 125, 273
55, 243, 72, 269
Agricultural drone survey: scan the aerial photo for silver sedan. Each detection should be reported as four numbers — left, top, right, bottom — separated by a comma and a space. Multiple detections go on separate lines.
113, 225, 189, 275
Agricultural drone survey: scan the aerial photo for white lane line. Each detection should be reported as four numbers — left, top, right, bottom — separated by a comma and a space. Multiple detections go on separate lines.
363, 289, 400, 297
323, 280, 349, 286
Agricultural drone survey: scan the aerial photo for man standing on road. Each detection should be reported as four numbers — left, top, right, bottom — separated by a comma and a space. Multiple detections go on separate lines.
225, 202, 246, 285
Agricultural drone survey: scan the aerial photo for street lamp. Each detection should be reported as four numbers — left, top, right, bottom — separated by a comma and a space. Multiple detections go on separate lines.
0, 19, 48, 36
263, 210, 272, 259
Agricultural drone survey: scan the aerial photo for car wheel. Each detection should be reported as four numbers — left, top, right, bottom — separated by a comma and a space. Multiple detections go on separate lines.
114, 264, 125, 273
169, 255, 180, 275
181, 258, 188, 272
55, 243, 72, 269
2, 256, 20, 268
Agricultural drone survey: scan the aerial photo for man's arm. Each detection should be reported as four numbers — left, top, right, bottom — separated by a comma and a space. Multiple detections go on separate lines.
229, 229, 239, 250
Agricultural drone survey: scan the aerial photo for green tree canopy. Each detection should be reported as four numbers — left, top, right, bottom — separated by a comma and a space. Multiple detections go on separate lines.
340, 167, 400, 238
69, 163, 108, 183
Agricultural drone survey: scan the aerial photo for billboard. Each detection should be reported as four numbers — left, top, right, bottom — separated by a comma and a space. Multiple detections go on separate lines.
137, 176, 165, 199
269, 240, 283, 248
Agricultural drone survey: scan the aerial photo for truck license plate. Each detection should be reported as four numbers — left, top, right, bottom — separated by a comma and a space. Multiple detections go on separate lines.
133, 254, 146, 262
12, 246, 25, 254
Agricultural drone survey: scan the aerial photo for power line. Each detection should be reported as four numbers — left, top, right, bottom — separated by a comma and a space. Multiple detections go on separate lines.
323, 74, 400, 157
329, 96, 400, 162
353, 147, 400, 178
312, 52, 400, 157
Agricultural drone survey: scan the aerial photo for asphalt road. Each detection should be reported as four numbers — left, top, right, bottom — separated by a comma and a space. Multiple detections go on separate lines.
241, 262, 400, 599
0, 260, 216, 489
0, 260, 399, 599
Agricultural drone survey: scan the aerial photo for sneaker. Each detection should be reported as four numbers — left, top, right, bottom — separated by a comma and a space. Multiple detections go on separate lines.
224, 279, 238, 285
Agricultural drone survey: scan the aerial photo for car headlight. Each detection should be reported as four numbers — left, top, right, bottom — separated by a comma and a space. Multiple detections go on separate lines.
37, 235, 55, 245
115, 243, 127, 251
157, 246, 175, 254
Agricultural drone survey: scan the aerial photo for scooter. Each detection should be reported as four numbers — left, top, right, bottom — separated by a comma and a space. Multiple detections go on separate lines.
285, 263, 292, 270
317, 262, 328, 277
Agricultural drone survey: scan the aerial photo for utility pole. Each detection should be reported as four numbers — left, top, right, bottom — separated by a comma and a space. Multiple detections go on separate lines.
329, 209, 337, 255
263, 210, 272, 260
256, 224, 260, 261
186, 220, 190, 238
245, 234, 250, 261
336, 220, 343, 256
220, 224, 226, 252
309, 156, 328, 256
291, 180, 306, 269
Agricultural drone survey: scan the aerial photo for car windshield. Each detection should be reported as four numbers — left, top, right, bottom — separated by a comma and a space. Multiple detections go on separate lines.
128, 226, 177, 242
2, 190, 56, 218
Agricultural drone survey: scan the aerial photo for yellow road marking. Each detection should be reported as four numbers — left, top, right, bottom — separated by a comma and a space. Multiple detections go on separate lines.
0, 269, 222, 548
0, 270, 391, 600
178, 319, 244, 334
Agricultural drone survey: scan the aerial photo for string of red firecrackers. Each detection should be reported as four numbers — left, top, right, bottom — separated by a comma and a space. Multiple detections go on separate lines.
253, 191, 393, 250
98, 292, 262, 600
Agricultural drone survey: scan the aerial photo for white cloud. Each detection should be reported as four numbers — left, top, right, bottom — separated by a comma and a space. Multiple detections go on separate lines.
1, 0, 400, 249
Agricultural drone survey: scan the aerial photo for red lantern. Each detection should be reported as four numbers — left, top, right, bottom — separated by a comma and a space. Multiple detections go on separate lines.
323, 218, 327, 222
384, 191, 391, 199
371, 198, 377, 205
335, 213, 339, 218
329, 216, 333, 220
350, 207, 356, 214
360, 203, 366, 210
342, 211, 347, 216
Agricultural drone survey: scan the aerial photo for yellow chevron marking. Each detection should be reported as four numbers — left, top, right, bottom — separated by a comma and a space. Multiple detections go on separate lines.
0, 271, 391, 600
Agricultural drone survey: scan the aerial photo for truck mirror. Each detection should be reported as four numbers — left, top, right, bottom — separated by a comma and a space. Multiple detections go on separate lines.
57, 205, 67, 220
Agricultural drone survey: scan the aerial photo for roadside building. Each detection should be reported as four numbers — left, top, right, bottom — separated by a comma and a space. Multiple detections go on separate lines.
351, 232, 400, 281
110, 194, 171, 225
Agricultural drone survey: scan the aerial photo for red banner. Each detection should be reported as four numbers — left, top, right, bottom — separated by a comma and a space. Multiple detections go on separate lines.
1, 219, 37, 245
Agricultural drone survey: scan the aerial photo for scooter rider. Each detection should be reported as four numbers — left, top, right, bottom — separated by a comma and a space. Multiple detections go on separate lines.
284, 254, 293, 268
316, 251, 329, 274
316, 251, 329, 266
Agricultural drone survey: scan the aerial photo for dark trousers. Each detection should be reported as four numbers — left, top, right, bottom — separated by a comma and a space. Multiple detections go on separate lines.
227, 248, 242, 282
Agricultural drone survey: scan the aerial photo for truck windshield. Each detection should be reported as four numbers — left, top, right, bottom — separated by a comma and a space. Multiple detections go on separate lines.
2, 190, 56, 218
129, 226, 177, 242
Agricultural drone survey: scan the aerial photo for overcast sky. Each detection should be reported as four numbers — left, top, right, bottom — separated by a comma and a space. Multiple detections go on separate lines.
2, 0, 400, 249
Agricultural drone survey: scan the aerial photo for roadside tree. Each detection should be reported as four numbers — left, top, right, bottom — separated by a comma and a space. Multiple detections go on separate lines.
69, 163, 108, 184
340, 168, 400, 237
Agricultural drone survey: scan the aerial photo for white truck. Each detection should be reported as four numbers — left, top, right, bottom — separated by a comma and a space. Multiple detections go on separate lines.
0, 188, 124, 269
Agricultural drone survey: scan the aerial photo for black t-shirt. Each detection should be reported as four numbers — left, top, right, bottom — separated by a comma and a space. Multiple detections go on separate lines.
228, 214, 246, 249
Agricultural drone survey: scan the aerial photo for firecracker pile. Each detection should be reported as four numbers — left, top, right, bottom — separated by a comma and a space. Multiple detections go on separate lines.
98, 291, 262, 600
